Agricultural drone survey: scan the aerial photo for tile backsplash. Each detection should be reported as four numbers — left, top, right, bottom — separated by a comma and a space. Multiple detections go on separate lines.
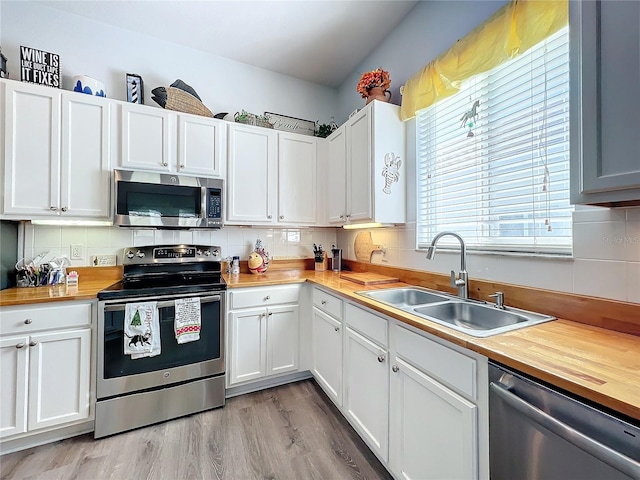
22, 225, 337, 266
336, 206, 640, 304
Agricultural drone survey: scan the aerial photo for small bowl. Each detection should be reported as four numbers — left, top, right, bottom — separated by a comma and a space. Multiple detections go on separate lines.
72, 75, 106, 97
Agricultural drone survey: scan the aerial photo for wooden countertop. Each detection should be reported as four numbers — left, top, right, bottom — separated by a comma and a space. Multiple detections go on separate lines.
2, 267, 638, 422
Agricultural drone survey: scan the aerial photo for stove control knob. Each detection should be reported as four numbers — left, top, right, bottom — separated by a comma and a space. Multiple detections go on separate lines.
196, 249, 203, 256
136, 250, 145, 258
212, 249, 220, 257
126, 250, 135, 259
204, 250, 211, 256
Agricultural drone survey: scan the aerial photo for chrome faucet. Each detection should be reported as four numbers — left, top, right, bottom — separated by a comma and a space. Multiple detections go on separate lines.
425, 232, 469, 300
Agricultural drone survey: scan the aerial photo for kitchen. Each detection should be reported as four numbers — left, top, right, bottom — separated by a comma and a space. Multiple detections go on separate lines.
1, 0, 640, 479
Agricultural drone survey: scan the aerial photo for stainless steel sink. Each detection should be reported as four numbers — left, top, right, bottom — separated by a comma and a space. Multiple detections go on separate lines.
356, 287, 450, 308
355, 287, 555, 337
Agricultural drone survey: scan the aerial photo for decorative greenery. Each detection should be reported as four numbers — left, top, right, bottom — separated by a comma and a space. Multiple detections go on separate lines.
315, 116, 339, 138
356, 68, 391, 98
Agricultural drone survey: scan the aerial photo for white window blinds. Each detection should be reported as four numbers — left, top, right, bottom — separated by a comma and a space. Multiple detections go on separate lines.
416, 26, 572, 255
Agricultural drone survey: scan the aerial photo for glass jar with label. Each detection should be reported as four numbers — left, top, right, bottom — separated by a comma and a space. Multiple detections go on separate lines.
231, 256, 240, 274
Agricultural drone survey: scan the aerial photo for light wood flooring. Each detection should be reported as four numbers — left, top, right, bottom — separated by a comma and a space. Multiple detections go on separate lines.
1, 379, 392, 480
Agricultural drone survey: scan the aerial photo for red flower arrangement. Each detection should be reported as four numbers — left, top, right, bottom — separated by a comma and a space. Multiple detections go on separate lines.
356, 68, 391, 98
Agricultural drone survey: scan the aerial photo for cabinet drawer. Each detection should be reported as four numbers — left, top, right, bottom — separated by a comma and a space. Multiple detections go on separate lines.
0, 302, 92, 336
312, 288, 343, 319
394, 324, 476, 399
345, 303, 387, 347
229, 285, 299, 310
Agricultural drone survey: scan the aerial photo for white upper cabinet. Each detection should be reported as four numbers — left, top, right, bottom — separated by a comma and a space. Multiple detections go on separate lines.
226, 123, 277, 224
570, 1, 640, 206
2, 80, 111, 220
226, 123, 318, 225
326, 100, 406, 226
277, 133, 317, 224
119, 102, 225, 177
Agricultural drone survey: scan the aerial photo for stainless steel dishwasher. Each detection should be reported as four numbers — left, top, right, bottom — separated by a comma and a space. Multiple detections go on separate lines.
489, 362, 640, 480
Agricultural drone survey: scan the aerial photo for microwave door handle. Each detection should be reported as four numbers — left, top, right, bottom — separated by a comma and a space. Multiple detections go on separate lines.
103, 295, 221, 312
489, 382, 640, 478
201, 187, 208, 221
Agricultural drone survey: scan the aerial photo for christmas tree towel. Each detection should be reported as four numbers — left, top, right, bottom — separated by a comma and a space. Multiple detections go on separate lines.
124, 302, 160, 357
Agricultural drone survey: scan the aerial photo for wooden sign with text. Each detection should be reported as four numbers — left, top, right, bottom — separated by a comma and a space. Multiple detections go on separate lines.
20, 46, 60, 88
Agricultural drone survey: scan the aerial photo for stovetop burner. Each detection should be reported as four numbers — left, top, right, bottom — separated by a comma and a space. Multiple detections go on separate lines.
97, 244, 226, 301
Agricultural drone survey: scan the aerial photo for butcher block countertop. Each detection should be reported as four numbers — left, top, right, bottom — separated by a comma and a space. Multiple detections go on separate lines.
1, 266, 638, 422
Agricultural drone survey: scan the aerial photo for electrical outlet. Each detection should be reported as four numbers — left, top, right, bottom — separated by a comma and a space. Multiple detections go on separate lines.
70, 244, 83, 260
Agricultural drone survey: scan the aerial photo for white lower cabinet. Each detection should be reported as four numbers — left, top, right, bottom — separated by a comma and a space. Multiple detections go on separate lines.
0, 302, 92, 440
389, 357, 477, 480
344, 326, 389, 462
311, 307, 343, 405
227, 285, 300, 386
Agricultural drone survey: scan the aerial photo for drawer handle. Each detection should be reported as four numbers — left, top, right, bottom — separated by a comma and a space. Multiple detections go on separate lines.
29, 340, 38, 347
334, 326, 340, 332
268, 311, 273, 316
16, 343, 25, 349
377, 354, 386, 363
24, 318, 33, 324
321, 300, 327, 305
162, 162, 168, 167
392, 365, 399, 373
50, 206, 57, 211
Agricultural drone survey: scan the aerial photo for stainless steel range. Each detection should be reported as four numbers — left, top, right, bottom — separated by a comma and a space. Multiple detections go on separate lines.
95, 244, 226, 438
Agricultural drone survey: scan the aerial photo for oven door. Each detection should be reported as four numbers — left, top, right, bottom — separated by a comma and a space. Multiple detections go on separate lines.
97, 292, 225, 399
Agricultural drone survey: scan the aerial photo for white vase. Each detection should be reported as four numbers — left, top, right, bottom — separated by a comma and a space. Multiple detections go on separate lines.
72, 75, 106, 97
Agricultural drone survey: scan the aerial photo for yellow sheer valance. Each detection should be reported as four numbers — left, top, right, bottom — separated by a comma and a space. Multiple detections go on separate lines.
400, 0, 568, 121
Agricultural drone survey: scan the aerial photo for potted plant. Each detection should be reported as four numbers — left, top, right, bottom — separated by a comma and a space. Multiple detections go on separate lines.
357, 68, 391, 104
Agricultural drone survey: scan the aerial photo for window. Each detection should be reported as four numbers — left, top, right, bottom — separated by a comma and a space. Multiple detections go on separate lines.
416, 26, 572, 255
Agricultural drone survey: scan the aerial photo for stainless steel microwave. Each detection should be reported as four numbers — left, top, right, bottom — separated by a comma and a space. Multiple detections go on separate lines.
114, 170, 223, 229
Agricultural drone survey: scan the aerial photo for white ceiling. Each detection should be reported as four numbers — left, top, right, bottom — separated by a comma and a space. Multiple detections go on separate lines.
40, 0, 419, 88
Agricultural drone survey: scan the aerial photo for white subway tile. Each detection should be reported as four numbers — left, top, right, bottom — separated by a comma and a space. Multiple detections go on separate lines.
176, 231, 194, 245
33, 226, 62, 249
85, 227, 110, 248
209, 229, 228, 247
133, 230, 154, 247
627, 262, 640, 304
573, 259, 627, 301
109, 227, 133, 248
573, 221, 630, 261
226, 228, 244, 246
154, 230, 177, 245
192, 231, 213, 245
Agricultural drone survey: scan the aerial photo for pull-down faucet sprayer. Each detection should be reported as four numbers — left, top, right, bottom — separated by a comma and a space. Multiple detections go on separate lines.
425, 232, 469, 300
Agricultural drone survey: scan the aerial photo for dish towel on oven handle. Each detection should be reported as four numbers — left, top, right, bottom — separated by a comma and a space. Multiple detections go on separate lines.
124, 301, 161, 358
174, 297, 201, 344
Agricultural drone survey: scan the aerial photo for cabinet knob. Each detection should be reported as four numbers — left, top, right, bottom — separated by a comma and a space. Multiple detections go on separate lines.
162, 162, 168, 167
346, 214, 351, 218
392, 365, 399, 373
50, 206, 57, 211
268, 311, 273, 316
377, 354, 386, 363
334, 326, 340, 332
267, 215, 272, 219
179, 164, 185, 169
61, 206, 68, 212
29, 340, 38, 347
24, 318, 33, 325
279, 215, 284, 220
265, 296, 270, 301
339, 215, 344, 219
16, 343, 25, 349
321, 300, 327, 305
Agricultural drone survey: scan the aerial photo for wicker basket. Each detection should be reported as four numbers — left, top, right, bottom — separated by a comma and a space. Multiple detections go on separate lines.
164, 87, 213, 118
234, 111, 274, 129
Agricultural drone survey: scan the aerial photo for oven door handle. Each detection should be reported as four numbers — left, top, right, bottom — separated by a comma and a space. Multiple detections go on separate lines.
103, 294, 222, 312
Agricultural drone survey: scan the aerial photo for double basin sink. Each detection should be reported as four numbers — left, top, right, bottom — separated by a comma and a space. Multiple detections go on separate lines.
356, 287, 555, 337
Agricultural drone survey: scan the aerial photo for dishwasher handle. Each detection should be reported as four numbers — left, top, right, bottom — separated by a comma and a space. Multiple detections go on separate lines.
490, 382, 640, 479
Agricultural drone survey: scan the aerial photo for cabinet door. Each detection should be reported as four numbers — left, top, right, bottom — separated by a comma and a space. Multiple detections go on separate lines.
60, 93, 111, 218
266, 304, 299, 376
3, 82, 61, 216
120, 102, 172, 172
226, 124, 277, 224
346, 108, 372, 222
389, 357, 478, 480
228, 308, 266, 385
178, 115, 225, 177
0, 335, 29, 438
327, 127, 347, 224
311, 307, 343, 406
571, 1, 640, 204
277, 133, 316, 224
27, 328, 91, 431
344, 327, 389, 462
